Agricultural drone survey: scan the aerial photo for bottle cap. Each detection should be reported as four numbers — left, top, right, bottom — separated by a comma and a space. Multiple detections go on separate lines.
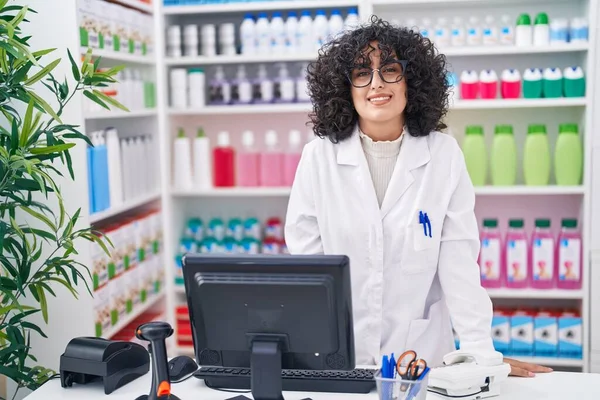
465, 125, 484, 135
265, 130, 278, 147
562, 219, 577, 228
316, 10, 326, 16
196, 127, 205, 137
258, 12, 268, 18
218, 131, 230, 146
535, 219, 551, 228
535, 12, 549, 25
332, 9, 341, 16
516, 13, 531, 26
301, 10, 311, 17
483, 219, 498, 228
494, 125, 513, 135
189, 67, 204, 74
242, 130, 254, 147
527, 124, 547, 135
289, 129, 301, 146
258, 64, 268, 78
349, 7, 358, 14
177, 128, 185, 138
244, 13, 254, 19
288, 11, 297, 18
559, 123, 579, 134
273, 11, 282, 18
509, 219, 524, 228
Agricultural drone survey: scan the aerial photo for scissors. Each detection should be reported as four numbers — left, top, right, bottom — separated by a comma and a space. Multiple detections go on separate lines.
396, 350, 427, 380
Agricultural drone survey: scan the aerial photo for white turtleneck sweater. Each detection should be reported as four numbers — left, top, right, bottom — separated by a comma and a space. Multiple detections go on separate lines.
359, 128, 404, 207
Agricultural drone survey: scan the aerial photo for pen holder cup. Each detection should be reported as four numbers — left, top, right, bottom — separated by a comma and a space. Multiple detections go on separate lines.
375, 369, 430, 400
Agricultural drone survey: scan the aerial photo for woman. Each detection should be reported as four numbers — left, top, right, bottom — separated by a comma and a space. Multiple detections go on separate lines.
284, 16, 552, 377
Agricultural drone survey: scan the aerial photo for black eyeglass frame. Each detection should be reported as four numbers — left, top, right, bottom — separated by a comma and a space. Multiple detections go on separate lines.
346, 59, 409, 88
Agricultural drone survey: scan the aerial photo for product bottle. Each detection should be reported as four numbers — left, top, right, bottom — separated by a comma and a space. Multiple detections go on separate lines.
275, 63, 296, 103
255, 12, 270, 54
296, 62, 311, 102
213, 131, 235, 187
270, 12, 286, 54
491, 125, 517, 186
554, 123, 583, 186
499, 15, 514, 45
466, 16, 482, 45
313, 9, 329, 51
328, 9, 344, 41
556, 219, 582, 289
542, 67, 563, 98
563, 66, 586, 98
482, 15, 498, 45
238, 130, 260, 187
209, 66, 231, 105
344, 8, 359, 31
461, 125, 487, 186
460, 70, 479, 99
501, 69, 521, 99
531, 219, 555, 289
515, 14, 533, 46
105, 127, 123, 207
193, 127, 212, 189
505, 219, 529, 289
523, 124, 551, 186
479, 218, 503, 288
297, 10, 313, 53
420, 18, 432, 39
479, 69, 498, 99
120, 138, 130, 201
260, 130, 283, 187
253, 64, 273, 103
523, 68, 543, 98
550, 18, 569, 45
570, 17, 589, 43
240, 13, 256, 55
87, 136, 95, 213
283, 130, 302, 186
232, 65, 252, 104
450, 17, 466, 46
533, 12, 550, 46
173, 128, 193, 190
285, 12, 299, 54
96, 132, 110, 211
435, 17, 450, 47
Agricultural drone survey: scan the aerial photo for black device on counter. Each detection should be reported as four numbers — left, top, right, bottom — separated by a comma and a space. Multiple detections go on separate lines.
181, 254, 370, 400
59, 336, 149, 394
135, 321, 181, 400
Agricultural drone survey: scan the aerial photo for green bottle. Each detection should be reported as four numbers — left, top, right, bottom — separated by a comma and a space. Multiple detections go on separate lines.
462, 125, 487, 186
523, 124, 551, 186
491, 125, 518, 186
554, 123, 583, 185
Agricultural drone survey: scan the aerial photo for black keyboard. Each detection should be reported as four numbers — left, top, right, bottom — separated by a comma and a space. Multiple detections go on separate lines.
194, 366, 377, 394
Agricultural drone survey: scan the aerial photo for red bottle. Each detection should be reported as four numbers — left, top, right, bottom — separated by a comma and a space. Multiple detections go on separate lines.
213, 131, 235, 187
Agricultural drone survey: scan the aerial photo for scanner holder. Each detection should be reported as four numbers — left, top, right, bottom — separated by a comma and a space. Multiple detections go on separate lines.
246, 333, 290, 400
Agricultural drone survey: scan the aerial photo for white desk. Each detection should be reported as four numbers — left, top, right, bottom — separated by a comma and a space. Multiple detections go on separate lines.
24, 371, 600, 400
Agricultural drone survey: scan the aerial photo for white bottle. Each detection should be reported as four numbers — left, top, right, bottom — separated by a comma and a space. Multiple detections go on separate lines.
120, 138, 130, 201
183, 24, 198, 57
200, 24, 217, 57
234, 65, 252, 104
132, 136, 142, 196
133, 69, 144, 110
420, 18, 432, 39
285, 12, 298, 54
434, 17, 450, 47
218, 23, 236, 55
255, 12, 270, 54
122, 69, 135, 111
467, 16, 482, 45
188, 68, 205, 108
143, 135, 153, 192
515, 14, 533, 47
170, 68, 187, 109
329, 9, 344, 41
570, 17, 589, 43
276, 63, 295, 102
344, 7, 359, 31
296, 62, 310, 102
297, 10, 313, 53
313, 9, 329, 51
173, 128, 193, 190
482, 15, 498, 45
105, 127, 123, 207
533, 13, 550, 46
240, 14, 256, 55
499, 15, 514, 45
193, 127, 212, 189
550, 18, 569, 45
270, 11, 286, 54
256, 64, 274, 103
450, 17, 466, 47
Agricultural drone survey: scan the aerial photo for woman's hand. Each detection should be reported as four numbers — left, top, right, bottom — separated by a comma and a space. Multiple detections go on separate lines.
504, 358, 553, 377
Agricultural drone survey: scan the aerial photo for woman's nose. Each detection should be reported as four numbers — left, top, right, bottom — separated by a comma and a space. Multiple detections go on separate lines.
371, 70, 384, 89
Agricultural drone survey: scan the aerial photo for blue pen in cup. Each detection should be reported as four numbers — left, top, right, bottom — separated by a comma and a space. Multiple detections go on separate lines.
405, 366, 430, 400
380, 355, 393, 400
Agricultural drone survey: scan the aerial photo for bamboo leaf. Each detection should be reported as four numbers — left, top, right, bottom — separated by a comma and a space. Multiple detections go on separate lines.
19, 99, 35, 147
24, 58, 60, 86
9, 5, 28, 28
29, 143, 75, 155
83, 89, 109, 110
21, 228, 56, 241
92, 89, 129, 112
36, 285, 48, 323
66, 48, 80, 81
26, 89, 61, 123
20, 206, 56, 232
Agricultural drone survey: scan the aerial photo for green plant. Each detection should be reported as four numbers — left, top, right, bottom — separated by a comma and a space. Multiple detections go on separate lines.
0, 3, 128, 399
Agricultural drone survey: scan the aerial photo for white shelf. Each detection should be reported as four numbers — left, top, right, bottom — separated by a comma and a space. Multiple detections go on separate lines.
104, 293, 165, 339
514, 357, 584, 368
452, 98, 588, 110
486, 288, 584, 300
112, 0, 153, 13
163, 0, 358, 15
474, 186, 586, 196
166, 53, 316, 66
443, 43, 588, 56
168, 103, 311, 115
89, 191, 161, 224
171, 187, 292, 197
175, 285, 186, 293
84, 109, 157, 120
82, 47, 155, 65
372, 0, 569, 6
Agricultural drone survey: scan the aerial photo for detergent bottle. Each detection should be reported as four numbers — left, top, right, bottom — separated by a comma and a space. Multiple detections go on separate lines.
523, 124, 551, 186
461, 125, 487, 186
554, 123, 583, 186
556, 219, 582, 289
490, 125, 517, 186
505, 219, 529, 289
479, 218, 503, 288
531, 219, 555, 289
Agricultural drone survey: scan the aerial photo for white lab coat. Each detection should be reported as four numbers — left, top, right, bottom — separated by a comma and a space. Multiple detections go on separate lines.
284, 125, 495, 367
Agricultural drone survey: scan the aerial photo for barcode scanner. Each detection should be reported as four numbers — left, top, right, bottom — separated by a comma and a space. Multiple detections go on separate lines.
135, 321, 181, 400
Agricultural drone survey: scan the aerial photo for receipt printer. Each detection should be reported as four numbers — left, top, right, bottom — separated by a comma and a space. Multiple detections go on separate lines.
60, 337, 150, 394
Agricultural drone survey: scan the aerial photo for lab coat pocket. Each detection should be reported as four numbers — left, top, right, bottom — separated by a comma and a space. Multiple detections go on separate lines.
403, 210, 441, 274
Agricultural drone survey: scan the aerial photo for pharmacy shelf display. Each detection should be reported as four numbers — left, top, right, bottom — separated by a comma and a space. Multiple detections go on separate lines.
155, 0, 599, 372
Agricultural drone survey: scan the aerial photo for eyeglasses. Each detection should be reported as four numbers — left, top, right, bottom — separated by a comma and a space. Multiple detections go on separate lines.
347, 60, 408, 88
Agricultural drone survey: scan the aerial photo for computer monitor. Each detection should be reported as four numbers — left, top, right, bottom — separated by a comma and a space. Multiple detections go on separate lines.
181, 253, 355, 400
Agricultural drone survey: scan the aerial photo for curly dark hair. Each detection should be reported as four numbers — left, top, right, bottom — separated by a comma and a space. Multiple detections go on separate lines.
307, 15, 450, 143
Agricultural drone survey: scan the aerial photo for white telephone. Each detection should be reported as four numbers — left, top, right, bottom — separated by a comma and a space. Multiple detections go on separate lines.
427, 350, 511, 400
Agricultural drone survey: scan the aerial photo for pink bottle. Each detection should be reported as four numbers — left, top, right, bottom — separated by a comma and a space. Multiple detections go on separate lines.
259, 130, 283, 186
504, 219, 530, 289
238, 130, 260, 187
556, 218, 582, 289
460, 70, 479, 99
530, 219, 555, 289
479, 218, 503, 288
479, 69, 498, 99
283, 130, 302, 187
501, 68, 522, 99
213, 131, 235, 187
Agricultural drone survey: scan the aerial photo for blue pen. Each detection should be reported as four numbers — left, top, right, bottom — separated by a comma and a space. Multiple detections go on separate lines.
405, 366, 429, 400
382, 355, 390, 378
424, 213, 432, 238
389, 353, 396, 379
419, 211, 427, 236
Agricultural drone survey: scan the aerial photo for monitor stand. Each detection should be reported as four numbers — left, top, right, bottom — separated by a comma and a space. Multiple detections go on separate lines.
248, 334, 289, 400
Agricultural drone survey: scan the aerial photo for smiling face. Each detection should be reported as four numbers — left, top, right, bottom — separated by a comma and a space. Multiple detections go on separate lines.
350, 41, 408, 140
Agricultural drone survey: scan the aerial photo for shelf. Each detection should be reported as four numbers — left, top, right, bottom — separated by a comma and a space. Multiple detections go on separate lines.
443, 43, 588, 57
513, 357, 584, 368
165, 53, 316, 66
169, 103, 311, 115
112, 0, 153, 13
175, 285, 186, 293
82, 47, 155, 65
372, 0, 571, 6
474, 186, 586, 196
452, 98, 588, 110
172, 187, 292, 197
163, 0, 358, 15
104, 293, 165, 339
84, 109, 157, 120
486, 288, 584, 300
89, 191, 161, 224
